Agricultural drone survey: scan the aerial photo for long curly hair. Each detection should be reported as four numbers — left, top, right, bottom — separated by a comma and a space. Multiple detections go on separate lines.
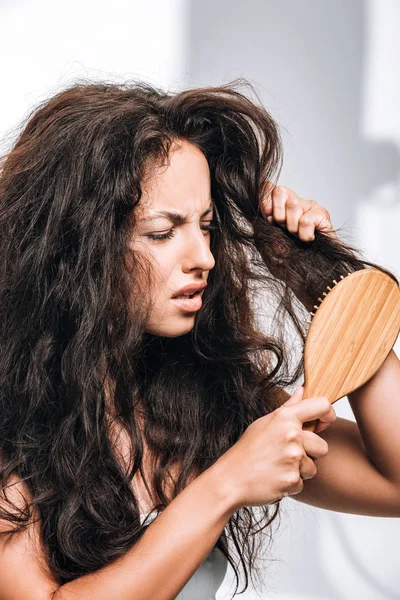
0, 78, 397, 595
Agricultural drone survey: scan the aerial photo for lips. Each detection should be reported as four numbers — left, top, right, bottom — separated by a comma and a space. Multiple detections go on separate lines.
171, 282, 207, 298
171, 292, 204, 312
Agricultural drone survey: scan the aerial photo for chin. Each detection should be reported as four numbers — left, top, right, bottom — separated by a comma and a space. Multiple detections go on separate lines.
145, 318, 195, 338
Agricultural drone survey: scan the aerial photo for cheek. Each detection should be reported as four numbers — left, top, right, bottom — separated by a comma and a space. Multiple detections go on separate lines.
149, 250, 176, 282
145, 260, 174, 305
130, 241, 177, 297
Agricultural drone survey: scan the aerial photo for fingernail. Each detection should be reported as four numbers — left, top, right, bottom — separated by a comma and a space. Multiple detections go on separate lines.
267, 216, 273, 223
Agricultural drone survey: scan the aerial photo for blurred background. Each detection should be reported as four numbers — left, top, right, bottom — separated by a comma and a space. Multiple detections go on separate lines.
1, 0, 399, 598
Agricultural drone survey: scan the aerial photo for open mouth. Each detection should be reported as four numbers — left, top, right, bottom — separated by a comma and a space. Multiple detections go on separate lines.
174, 291, 198, 299
171, 289, 203, 312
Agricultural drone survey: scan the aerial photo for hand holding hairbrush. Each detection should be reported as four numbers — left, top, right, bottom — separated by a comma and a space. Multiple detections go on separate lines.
301, 268, 400, 432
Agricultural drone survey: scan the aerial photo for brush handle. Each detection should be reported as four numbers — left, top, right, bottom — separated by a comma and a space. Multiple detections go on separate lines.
303, 419, 318, 432
302, 382, 319, 432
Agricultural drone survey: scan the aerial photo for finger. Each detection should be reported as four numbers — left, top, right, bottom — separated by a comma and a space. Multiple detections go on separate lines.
302, 405, 337, 433
282, 386, 304, 406
298, 207, 333, 242
298, 454, 318, 481
290, 396, 336, 425
314, 419, 333, 434
270, 186, 290, 224
297, 208, 318, 241
301, 430, 329, 459
272, 188, 315, 227
315, 406, 337, 427
285, 201, 304, 235
303, 419, 319, 433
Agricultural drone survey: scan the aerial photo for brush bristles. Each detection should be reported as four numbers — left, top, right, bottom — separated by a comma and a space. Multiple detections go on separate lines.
308, 272, 352, 321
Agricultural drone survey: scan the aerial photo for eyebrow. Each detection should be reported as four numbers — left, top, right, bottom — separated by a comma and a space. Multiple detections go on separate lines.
140, 202, 214, 223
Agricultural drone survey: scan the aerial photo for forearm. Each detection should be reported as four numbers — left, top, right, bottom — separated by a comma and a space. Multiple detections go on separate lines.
54, 462, 235, 600
347, 348, 400, 485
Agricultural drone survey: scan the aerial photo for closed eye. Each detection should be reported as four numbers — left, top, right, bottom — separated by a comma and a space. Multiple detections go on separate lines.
146, 223, 217, 242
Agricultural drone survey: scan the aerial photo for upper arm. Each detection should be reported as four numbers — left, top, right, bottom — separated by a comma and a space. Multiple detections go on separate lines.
271, 386, 400, 517
0, 475, 59, 600
294, 416, 400, 517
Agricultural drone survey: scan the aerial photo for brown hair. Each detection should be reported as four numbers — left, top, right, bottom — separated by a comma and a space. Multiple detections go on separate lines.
0, 78, 396, 595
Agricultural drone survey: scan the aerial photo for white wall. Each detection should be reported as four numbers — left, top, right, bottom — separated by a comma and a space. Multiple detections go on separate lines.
1, 1, 399, 598
0, 0, 188, 143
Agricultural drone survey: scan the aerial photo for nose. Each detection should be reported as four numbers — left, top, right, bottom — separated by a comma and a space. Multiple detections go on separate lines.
181, 228, 215, 273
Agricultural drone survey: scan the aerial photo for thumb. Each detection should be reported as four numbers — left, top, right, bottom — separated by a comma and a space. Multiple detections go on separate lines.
283, 386, 304, 406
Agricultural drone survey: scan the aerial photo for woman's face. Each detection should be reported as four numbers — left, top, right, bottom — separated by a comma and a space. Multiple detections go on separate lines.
131, 140, 216, 337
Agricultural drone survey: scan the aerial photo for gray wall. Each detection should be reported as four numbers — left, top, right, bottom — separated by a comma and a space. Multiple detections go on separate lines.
184, 0, 399, 236
182, 2, 400, 598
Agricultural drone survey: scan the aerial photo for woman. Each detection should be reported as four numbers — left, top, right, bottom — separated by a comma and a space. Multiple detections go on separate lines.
0, 79, 399, 600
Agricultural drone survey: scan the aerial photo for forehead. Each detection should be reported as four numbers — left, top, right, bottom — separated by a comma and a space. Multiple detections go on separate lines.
138, 141, 213, 222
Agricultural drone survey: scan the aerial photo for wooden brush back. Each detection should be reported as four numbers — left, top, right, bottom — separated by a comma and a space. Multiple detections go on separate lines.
303, 269, 400, 431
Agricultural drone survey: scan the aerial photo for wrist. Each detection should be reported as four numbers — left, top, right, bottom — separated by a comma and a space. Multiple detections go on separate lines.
204, 456, 242, 515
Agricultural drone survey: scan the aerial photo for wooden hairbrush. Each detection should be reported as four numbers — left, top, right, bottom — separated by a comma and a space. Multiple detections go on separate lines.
301, 268, 400, 432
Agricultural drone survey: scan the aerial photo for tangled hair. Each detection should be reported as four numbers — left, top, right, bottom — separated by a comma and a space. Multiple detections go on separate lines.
0, 78, 397, 595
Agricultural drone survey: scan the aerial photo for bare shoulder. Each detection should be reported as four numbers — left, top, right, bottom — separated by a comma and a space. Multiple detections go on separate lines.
0, 473, 59, 599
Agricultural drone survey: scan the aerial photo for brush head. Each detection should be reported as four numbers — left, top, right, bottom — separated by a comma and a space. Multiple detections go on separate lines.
303, 268, 400, 427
